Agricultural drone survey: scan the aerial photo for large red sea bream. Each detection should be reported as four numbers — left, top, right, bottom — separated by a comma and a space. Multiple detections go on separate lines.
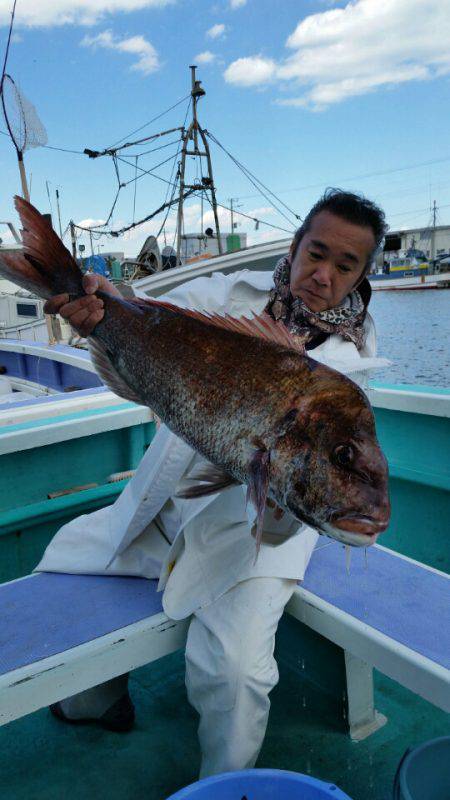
0, 197, 390, 552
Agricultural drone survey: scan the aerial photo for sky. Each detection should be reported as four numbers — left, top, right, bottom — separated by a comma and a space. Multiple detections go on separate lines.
1, 0, 450, 257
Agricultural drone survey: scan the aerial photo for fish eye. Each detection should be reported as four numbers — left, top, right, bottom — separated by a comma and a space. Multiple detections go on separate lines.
333, 444, 354, 468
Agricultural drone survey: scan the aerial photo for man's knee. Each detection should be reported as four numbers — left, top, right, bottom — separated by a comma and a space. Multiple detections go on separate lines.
186, 621, 278, 712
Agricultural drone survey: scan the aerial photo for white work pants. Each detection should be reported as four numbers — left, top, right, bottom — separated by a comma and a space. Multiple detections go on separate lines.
58, 575, 296, 777
185, 577, 297, 778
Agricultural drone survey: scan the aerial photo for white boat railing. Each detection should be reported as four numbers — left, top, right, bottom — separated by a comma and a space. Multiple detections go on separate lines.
133, 237, 290, 297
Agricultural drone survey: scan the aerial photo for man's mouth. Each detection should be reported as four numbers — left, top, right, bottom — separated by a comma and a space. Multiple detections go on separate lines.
303, 288, 324, 301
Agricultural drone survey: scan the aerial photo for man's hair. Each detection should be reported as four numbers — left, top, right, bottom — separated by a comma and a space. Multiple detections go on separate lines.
291, 188, 388, 271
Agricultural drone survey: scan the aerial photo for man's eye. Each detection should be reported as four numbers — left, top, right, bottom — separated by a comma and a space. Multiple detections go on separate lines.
338, 264, 352, 273
309, 251, 321, 260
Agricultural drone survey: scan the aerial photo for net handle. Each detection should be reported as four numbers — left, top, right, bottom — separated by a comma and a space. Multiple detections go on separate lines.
1, 74, 31, 201
17, 152, 30, 202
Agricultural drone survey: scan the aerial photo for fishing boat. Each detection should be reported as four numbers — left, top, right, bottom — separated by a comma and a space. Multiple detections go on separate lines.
0, 375, 448, 800
369, 253, 450, 291
0, 338, 104, 402
0, 67, 448, 800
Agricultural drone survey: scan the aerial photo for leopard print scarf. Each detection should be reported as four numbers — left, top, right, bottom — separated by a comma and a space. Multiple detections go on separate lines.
264, 255, 368, 351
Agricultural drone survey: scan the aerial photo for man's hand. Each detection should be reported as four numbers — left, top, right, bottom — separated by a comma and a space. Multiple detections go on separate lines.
44, 274, 122, 338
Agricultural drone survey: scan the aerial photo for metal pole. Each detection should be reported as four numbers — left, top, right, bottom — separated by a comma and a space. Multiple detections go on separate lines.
55, 189, 63, 239
176, 135, 189, 266
190, 65, 199, 153
431, 200, 437, 264
199, 126, 222, 254
201, 190, 205, 251
176, 66, 222, 259
230, 198, 234, 233
69, 221, 77, 259
17, 153, 30, 202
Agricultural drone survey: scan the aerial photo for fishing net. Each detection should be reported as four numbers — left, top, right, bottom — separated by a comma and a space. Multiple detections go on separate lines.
1, 73, 48, 156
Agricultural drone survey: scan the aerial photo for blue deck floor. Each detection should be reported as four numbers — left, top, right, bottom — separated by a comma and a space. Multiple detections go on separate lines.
1, 649, 448, 800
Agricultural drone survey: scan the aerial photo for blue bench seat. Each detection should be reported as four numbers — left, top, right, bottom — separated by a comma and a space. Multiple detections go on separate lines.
0, 543, 448, 733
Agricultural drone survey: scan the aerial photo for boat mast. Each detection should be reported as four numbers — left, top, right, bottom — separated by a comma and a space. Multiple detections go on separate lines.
176, 66, 222, 265
431, 199, 437, 265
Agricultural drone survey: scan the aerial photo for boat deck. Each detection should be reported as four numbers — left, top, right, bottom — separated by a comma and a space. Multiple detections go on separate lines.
1, 646, 448, 800
1, 382, 448, 800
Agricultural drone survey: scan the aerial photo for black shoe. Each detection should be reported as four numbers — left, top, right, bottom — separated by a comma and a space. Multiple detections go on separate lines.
50, 693, 135, 733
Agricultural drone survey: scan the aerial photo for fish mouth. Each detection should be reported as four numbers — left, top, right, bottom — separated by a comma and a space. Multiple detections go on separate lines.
330, 513, 389, 537
322, 520, 379, 548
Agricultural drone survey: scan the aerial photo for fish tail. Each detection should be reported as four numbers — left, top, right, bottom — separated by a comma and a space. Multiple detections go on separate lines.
0, 196, 84, 300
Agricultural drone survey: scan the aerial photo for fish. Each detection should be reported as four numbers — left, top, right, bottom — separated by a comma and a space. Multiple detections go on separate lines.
0, 196, 390, 552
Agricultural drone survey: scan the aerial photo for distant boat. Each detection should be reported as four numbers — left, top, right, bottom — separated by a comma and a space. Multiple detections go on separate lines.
369, 252, 450, 291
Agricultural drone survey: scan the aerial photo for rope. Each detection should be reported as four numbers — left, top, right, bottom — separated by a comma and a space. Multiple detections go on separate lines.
73, 187, 198, 237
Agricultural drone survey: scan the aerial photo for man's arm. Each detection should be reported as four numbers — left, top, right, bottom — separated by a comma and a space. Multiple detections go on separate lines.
46, 271, 242, 337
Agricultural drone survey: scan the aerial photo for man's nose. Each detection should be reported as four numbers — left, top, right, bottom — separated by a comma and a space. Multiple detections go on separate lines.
312, 260, 333, 287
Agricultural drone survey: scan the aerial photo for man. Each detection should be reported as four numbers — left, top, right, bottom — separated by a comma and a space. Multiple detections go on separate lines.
37, 189, 388, 777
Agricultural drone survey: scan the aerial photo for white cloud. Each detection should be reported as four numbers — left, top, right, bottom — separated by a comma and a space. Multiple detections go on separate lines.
247, 228, 281, 248
246, 206, 275, 218
0, 0, 175, 28
224, 0, 450, 109
230, 0, 247, 8
195, 51, 216, 64
76, 218, 107, 228
206, 23, 226, 39
224, 56, 276, 87
81, 30, 159, 75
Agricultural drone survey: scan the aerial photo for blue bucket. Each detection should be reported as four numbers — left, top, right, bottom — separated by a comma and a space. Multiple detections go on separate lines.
393, 736, 450, 799
166, 769, 352, 799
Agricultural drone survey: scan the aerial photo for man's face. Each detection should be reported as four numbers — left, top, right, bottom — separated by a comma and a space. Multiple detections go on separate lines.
290, 210, 376, 312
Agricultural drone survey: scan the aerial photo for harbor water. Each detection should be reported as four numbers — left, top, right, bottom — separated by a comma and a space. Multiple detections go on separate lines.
369, 289, 449, 388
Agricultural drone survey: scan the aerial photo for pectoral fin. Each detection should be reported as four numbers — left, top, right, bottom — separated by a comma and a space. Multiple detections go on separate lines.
88, 337, 144, 405
176, 464, 239, 498
246, 448, 270, 559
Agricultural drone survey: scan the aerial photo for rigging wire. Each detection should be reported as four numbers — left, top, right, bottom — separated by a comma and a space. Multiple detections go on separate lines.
73, 101, 193, 239
73, 186, 294, 238
0, 0, 17, 93
212, 197, 293, 235
37, 142, 84, 155
155, 99, 191, 243
105, 94, 191, 150
120, 149, 182, 188
73, 188, 198, 237
234, 155, 450, 201
119, 137, 182, 159
0, 127, 83, 154
206, 130, 301, 225
85, 126, 184, 159
132, 156, 138, 224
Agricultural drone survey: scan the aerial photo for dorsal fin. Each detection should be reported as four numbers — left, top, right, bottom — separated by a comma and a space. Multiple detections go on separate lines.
135, 297, 305, 355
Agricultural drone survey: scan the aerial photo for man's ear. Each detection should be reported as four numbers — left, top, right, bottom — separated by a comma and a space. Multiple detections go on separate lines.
352, 264, 369, 291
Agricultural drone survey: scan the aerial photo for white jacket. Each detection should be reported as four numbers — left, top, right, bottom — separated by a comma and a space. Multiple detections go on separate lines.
36, 270, 388, 619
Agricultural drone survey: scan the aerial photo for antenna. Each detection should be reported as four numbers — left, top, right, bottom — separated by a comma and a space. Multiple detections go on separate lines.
431, 199, 437, 263
176, 66, 222, 266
